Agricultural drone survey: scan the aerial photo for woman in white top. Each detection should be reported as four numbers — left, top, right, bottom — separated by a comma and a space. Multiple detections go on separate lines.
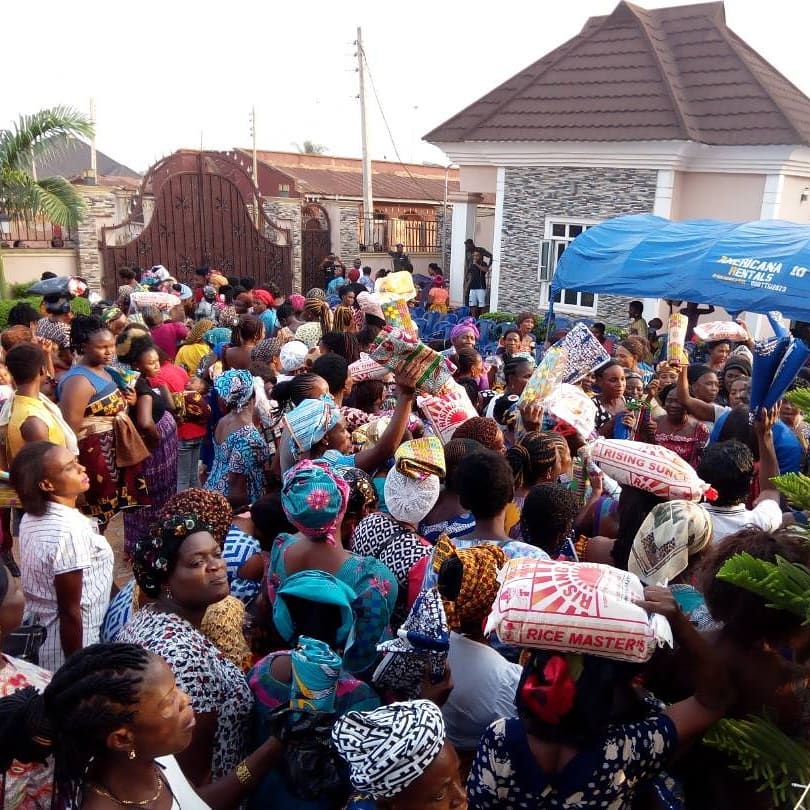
11, 440, 114, 671
0, 642, 285, 809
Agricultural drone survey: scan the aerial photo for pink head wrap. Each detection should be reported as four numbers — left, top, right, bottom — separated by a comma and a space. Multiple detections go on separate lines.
450, 319, 480, 343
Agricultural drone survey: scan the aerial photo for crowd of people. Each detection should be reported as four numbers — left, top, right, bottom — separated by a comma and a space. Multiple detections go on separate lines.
0, 261, 808, 810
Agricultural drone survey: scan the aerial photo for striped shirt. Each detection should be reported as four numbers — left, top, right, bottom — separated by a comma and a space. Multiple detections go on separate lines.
20, 502, 114, 671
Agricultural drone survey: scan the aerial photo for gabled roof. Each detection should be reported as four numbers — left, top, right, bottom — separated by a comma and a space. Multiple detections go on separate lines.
241, 149, 465, 203
425, 1, 810, 147
36, 138, 141, 181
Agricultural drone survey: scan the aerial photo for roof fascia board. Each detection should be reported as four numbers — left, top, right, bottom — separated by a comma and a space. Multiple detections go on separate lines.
434, 140, 810, 175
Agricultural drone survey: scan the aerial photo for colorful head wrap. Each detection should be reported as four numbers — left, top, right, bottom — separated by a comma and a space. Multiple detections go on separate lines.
132, 513, 214, 598
185, 318, 215, 345
628, 500, 713, 586
306, 288, 328, 301
101, 306, 123, 324
284, 397, 341, 461
356, 292, 385, 323
289, 293, 306, 311
214, 369, 254, 411
204, 326, 231, 347
273, 570, 356, 647
433, 536, 507, 633
338, 468, 379, 517
281, 460, 350, 545
394, 437, 446, 480
450, 319, 479, 344
384, 467, 440, 526
252, 289, 275, 307
331, 700, 446, 799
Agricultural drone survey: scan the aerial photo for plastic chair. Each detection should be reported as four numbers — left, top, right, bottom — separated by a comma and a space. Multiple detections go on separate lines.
444, 312, 459, 325
454, 306, 471, 319
411, 306, 425, 319
498, 322, 518, 337
477, 319, 498, 345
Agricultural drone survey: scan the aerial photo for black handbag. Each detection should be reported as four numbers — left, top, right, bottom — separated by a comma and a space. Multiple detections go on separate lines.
2, 623, 47, 664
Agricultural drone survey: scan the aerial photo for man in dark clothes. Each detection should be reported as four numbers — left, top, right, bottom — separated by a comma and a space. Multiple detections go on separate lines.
466, 250, 488, 318
389, 243, 413, 272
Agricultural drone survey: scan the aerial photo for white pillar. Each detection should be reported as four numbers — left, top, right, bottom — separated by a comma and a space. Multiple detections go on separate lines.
448, 192, 480, 307
761, 174, 785, 220
641, 169, 677, 322
488, 167, 506, 313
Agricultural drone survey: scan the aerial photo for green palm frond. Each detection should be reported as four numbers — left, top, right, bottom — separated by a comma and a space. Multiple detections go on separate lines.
0, 106, 93, 172
774, 472, 810, 512
786, 387, 810, 418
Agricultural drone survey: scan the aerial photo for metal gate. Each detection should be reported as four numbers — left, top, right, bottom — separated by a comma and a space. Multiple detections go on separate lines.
100, 151, 291, 297
301, 203, 331, 293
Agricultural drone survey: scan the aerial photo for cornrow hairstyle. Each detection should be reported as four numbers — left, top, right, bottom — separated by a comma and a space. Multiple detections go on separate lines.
230, 314, 264, 347
69, 315, 109, 354
320, 331, 361, 364
520, 482, 580, 555
505, 431, 559, 490
454, 347, 481, 377
503, 356, 531, 382
272, 373, 326, 413
0, 643, 151, 807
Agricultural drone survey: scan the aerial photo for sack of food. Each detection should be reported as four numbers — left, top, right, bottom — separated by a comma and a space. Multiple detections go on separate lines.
129, 291, 182, 313
543, 384, 597, 441
381, 299, 417, 336
349, 353, 392, 383
587, 437, 710, 501
485, 558, 672, 663
417, 380, 478, 443
370, 326, 455, 395
693, 321, 748, 342
666, 313, 689, 364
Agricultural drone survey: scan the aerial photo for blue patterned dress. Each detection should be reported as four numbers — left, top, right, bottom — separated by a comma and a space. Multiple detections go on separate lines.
205, 424, 270, 504
467, 715, 677, 809
223, 526, 262, 602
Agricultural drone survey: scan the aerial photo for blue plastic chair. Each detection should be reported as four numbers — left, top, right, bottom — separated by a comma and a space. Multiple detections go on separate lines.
444, 313, 459, 325
411, 306, 425, 319
454, 306, 471, 319
477, 319, 498, 345
498, 322, 518, 337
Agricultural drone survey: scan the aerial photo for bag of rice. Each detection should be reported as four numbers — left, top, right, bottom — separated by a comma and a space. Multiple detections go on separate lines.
349, 353, 392, 382
418, 380, 478, 443
543, 384, 597, 440
587, 437, 710, 501
485, 558, 672, 663
693, 321, 749, 342
370, 326, 456, 395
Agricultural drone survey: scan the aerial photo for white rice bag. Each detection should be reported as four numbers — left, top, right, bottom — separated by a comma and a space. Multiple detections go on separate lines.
693, 321, 748, 342
587, 438, 710, 502
485, 558, 672, 663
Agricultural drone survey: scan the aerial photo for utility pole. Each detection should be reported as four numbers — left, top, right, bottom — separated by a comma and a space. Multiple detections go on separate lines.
357, 27, 374, 249
250, 106, 259, 227
89, 98, 97, 184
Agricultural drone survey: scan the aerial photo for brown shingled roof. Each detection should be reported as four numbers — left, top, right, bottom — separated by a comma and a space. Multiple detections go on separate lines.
241, 149, 471, 203
425, 1, 810, 147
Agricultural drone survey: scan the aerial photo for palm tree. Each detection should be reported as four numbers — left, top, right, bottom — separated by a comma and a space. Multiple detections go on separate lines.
0, 106, 94, 296
293, 139, 328, 155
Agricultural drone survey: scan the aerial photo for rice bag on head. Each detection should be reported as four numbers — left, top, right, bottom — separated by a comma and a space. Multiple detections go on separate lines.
543, 384, 597, 441
587, 437, 710, 502
374, 270, 417, 302
349, 353, 392, 383
369, 326, 456, 395
373, 590, 449, 700
485, 558, 673, 664
129, 291, 182, 313
693, 321, 749, 342
417, 379, 478, 444
667, 313, 689, 365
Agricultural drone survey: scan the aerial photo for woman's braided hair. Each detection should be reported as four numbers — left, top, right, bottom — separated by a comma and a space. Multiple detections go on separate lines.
0, 643, 151, 805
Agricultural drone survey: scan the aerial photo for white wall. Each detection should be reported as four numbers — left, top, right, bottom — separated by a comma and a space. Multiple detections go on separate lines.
776, 175, 810, 223
1, 249, 79, 285
459, 166, 497, 195
672, 171, 765, 221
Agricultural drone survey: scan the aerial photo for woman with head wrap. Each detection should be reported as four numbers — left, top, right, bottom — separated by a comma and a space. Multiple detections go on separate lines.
434, 538, 522, 755
332, 700, 466, 809
295, 298, 333, 349
174, 317, 215, 374
204, 369, 270, 508
279, 365, 420, 476
247, 568, 382, 809
352, 441, 440, 627
264, 460, 398, 643
468, 594, 731, 810
100, 304, 128, 337
102, 488, 251, 669
118, 513, 284, 794
339, 467, 379, 547
628, 500, 716, 630
419, 438, 480, 543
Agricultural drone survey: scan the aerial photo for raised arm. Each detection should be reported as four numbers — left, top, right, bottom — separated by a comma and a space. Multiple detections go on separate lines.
753, 404, 781, 503
675, 362, 716, 422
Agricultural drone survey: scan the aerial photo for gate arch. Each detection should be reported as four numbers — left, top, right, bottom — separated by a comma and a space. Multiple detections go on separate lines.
301, 203, 331, 293
100, 151, 292, 297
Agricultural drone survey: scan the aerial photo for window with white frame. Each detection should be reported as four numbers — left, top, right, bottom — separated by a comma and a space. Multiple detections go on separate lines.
538, 218, 599, 314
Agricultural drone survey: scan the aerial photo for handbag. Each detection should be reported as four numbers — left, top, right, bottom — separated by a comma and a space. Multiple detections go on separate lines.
2, 623, 47, 664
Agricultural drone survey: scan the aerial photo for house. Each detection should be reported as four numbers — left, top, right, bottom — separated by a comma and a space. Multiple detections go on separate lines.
425, 0, 810, 333
237, 149, 494, 290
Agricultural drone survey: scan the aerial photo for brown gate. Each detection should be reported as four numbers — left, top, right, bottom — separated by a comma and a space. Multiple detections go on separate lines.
100, 151, 292, 297
301, 203, 331, 293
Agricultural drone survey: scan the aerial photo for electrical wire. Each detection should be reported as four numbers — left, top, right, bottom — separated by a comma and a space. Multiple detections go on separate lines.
358, 43, 438, 203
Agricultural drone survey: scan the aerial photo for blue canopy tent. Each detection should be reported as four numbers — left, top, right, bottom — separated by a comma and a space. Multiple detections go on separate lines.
549, 214, 810, 323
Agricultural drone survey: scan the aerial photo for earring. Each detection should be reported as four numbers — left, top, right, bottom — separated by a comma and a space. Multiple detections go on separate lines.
164, 586, 173, 601
128, 749, 136, 761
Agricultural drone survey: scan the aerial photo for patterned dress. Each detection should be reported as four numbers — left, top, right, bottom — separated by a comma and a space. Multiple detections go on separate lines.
0, 655, 53, 809
223, 525, 262, 603
205, 423, 270, 504
467, 715, 677, 809
117, 608, 253, 778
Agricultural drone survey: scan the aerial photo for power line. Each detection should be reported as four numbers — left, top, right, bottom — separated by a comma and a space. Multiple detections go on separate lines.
358, 42, 438, 203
